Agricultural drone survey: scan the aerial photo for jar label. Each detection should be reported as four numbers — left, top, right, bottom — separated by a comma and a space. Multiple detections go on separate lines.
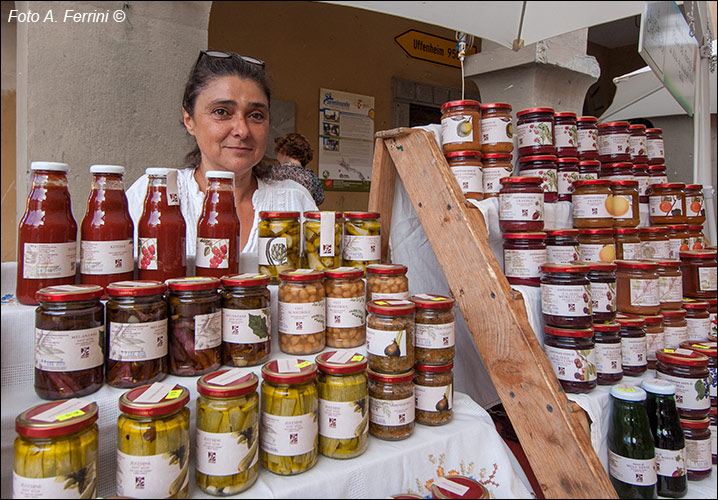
591, 281, 617, 315
708, 367, 716, 399
629, 278, 660, 307
578, 171, 599, 181
649, 194, 683, 217
544, 345, 597, 382
116, 448, 188, 498
608, 451, 657, 487
343, 235, 381, 261
648, 175, 669, 186
108, 319, 168, 361
572, 193, 611, 219
658, 275, 683, 304
517, 121, 553, 147
646, 332, 665, 362
193, 311, 222, 350
598, 133, 630, 156
668, 237, 690, 260
13, 469, 97, 499
557, 170, 578, 196
196, 426, 258, 476
326, 296, 366, 328
555, 124, 578, 149
480, 116, 512, 144
370, 291, 410, 301
503, 248, 546, 279
647, 138, 664, 159
138, 237, 158, 270
541, 284, 592, 317
80, 239, 134, 274
519, 167, 558, 194
611, 195, 635, 219
319, 397, 368, 440
688, 235, 705, 250
630, 135, 647, 158
711, 312, 717, 336
35, 327, 104, 372
450, 166, 482, 194
641, 240, 670, 260
620, 242, 643, 260
257, 236, 288, 266
260, 412, 317, 456
441, 114, 475, 145
686, 194, 704, 218
656, 372, 711, 411
621, 335, 647, 367
654, 447, 686, 478
483, 167, 514, 194
415, 383, 453, 412
197, 238, 231, 269
686, 317, 711, 340
222, 307, 270, 344
499, 193, 543, 221
546, 245, 579, 264
685, 438, 712, 471
595, 342, 623, 374
663, 326, 688, 350
578, 129, 598, 152
369, 395, 415, 426
415, 322, 455, 349
22, 241, 77, 279
636, 176, 650, 197
366, 327, 407, 357
698, 267, 717, 291
579, 243, 615, 263
278, 300, 325, 335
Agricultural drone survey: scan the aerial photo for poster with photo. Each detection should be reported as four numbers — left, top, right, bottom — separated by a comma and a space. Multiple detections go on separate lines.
318, 88, 375, 191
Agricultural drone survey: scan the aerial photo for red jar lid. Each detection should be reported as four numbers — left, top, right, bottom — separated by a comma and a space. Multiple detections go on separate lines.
679, 417, 709, 429
545, 326, 594, 338
197, 370, 258, 399
415, 362, 454, 372
278, 269, 324, 282
647, 165, 666, 171
651, 259, 681, 267
617, 317, 645, 328
261, 359, 318, 385
656, 348, 709, 367
343, 211, 380, 219
602, 162, 633, 169
646, 128, 662, 134
366, 367, 414, 384
614, 260, 659, 270
16, 400, 98, 438
650, 183, 686, 190
588, 262, 617, 272
664, 224, 689, 231
315, 351, 368, 374
500, 176, 542, 185
544, 229, 580, 236
687, 226, 705, 231
324, 266, 364, 279
518, 155, 557, 163
556, 157, 579, 164
106, 280, 167, 297
503, 232, 547, 240
119, 384, 190, 417
303, 211, 344, 220
36, 284, 103, 302
554, 112, 576, 118
445, 151, 482, 159
483, 153, 513, 160
367, 298, 416, 316
682, 301, 709, 310
611, 180, 638, 187
633, 164, 648, 170
578, 160, 601, 167
166, 276, 220, 291
679, 341, 716, 357
660, 309, 687, 318
410, 293, 455, 310
221, 273, 271, 287
516, 107, 555, 116
577, 116, 598, 123
629, 124, 646, 130
597, 121, 630, 128
621, 313, 662, 325
679, 250, 716, 259
640, 226, 668, 234
258, 211, 300, 218
593, 322, 621, 333
540, 263, 590, 273
480, 102, 511, 110
573, 179, 612, 187
578, 228, 615, 235
366, 263, 407, 275
685, 184, 702, 190
615, 228, 639, 234
440, 100, 480, 111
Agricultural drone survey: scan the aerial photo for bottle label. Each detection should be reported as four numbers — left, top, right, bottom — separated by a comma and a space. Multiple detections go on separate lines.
319, 398, 368, 440
369, 395, 415, 426
668, 237, 690, 260
499, 193, 543, 221
598, 133, 630, 156
636, 176, 650, 197
260, 412, 317, 456
278, 300, 325, 335
698, 267, 717, 291
686, 317, 711, 340
654, 447, 686, 478
319, 212, 336, 257
685, 438, 712, 471
415, 383, 453, 412
517, 121, 553, 147
621, 335, 647, 367
595, 342, 623, 374
35, 327, 104, 372
620, 242, 643, 260
196, 427, 258, 476
649, 195, 683, 217
343, 235, 380, 261
646, 332, 665, 362
685, 194, 704, 218
630, 135, 647, 157
80, 239, 133, 274
108, 319, 168, 361
366, 327, 406, 357
370, 291, 410, 301
663, 326, 688, 350
166, 169, 180, 205
577, 128, 598, 152
647, 138, 664, 159
573, 193, 611, 218
555, 124, 577, 149
630, 278, 660, 307
658, 275, 683, 304
656, 372, 711, 411
608, 450, 657, 487
641, 240, 670, 260
116, 448, 188, 499
22, 242, 77, 279
222, 307, 270, 344
541, 284, 591, 317
544, 345, 597, 382
441, 114, 475, 145
450, 166, 482, 194
326, 296, 366, 328
503, 248, 546, 279
557, 170, 578, 196
579, 243, 615, 263
193, 311, 222, 350
415, 322, 455, 349
196, 238, 230, 269
546, 245, 579, 264
257, 236, 288, 266
138, 237, 158, 270
592, 281, 616, 315
13, 469, 97, 499
483, 167, 514, 194
612, 195, 634, 219
519, 167, 557, 194
480, 116, 512, 144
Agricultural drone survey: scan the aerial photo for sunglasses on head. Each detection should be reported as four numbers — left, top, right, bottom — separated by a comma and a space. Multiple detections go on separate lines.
199, 50, 265, 68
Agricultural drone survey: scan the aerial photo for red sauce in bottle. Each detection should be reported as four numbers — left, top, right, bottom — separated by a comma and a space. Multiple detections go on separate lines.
16, 162, 78, 305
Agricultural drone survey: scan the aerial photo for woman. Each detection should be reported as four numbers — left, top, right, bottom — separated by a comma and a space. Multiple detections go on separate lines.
273, 132, 324, 205
126, 51, 318, 272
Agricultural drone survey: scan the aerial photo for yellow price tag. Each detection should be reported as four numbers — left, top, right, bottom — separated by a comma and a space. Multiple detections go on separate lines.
617, 388, 636, 392
351, 355, 364, 362
375, 301, 389, 306
665, 349, 675, 353
691, 344, 708, 349
166, 389, 182, 400
296, 361, 311, 369
56, 409, 85, 421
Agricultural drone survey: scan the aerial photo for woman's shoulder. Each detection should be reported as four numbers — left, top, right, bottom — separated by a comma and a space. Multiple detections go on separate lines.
263, 163, 325, 205
256, 177, 318, 211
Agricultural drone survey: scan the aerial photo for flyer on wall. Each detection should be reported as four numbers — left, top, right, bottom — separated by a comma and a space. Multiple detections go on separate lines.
318, 88, 375, 192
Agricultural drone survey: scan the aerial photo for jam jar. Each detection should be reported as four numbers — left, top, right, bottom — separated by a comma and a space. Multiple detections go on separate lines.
544, 229, 579, 264
647, 165, 669, 186
711, 407, 717, 465
540, 263, 592, 328
479, 103, 513, 153
544, 326, 596, 393
632, 164, 650, 202
342, 212, 381, 270
577, 160, 600, 180
610, 180, 640, 228
572, 180, 613, 229
661, 309, 689, 350
680, 250, 717, 298
646, 128, 665, 164
324, 267, 366, 348
618, 316, 648, 376
302, 211, 344, 271
679, 340, 716, 407
597, 121, 631, 162
367, 367, 415, 440
640, 226, 670, 260
600, 163, 634, 182
517, 155, 558, 203
589, 262, 617, 322
629, 124, 648, 163
687, 225, 706, 250
258, 211, 301, 283
653, 259, 683, 310
682, 301, 711, 342
666, 225, 691, 260
615, 260, 660, 315
503, 232, 547, 287
366, 263, 409, 301
707, 298, 717, 337
445, 151, 483, 202
615, 228, 643, 260
554, 112, 578, 157
578, 228, 616, 263
411, 294, 455, 366
499, 176, 544, 232
430, 475, 489, 499
440, 100, 482, 154
594, 322, 623, 384
516, 107, 555, 156
648, 183, 686, 225
680, 417, 712, 480
278, 269, 326, 355
414, 362, 454, 426
366, 299, 415, 374
577, 116, 599, 160
641, 314, 665, 369
482, 153, 514, 197
656, 348, 711, 419
684, 185, 706, 225
556, 157, 579, 201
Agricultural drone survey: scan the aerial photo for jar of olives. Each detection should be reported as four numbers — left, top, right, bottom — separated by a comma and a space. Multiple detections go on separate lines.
342, 211, 381, 270
302, 211, 343, 270
324, 266, 366, 348
366, 299, 415, 374
414, 362, 454, 425
366, 263, 409, 301
367, 367, 415, 440
258, 211, 301, 284
278, 269, 326, 355
411, 294, 455, 365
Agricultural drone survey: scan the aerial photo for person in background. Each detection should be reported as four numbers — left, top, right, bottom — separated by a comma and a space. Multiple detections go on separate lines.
272, 132, 324, 205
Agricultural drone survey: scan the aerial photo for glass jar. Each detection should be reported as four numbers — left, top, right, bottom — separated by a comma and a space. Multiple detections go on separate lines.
302, 211, 343, 270
499, 176, 544, 232
680, 250, 717, 298
632, 164, 650, 203
540, 263, 592, 328
554, 112, 578, 157
196, 371, 259, 495
683, 301, 711, 341
600, 163, 635, 182
571, 179, 613, 229
666, 224, 691, 260
278, 269, 326, 355
367, 367, 415, 440
106, 280, 168, 388
414, 362, 454, 425
649, 183, 686, 225
366, 263, 409, 301
646, 128, 665, 164
577, 160, 600, 180
610, 180, 640, 227
647, 165, 669, 186
615, 260, 660, 315
652, 259, 683, 310
544, 326, 597, 393
220, 273, 271, 367
366, 299, 415, 373
607, 384, 657, 498
34, 285, 104, 400
679, 340, 716, 407
618, 316, 648, 376
342, 211, 381, 270
196, 171, 240, 278
412, 294, 455, 365
684, 185, 706, 225
517, 155, 558, 203
629, 124, 648, 163
577, 116, 599, 160
598, 121, 631, 163
656, 348, 711, 419
117, 383, 191, 499
167, 277, 222, 377
589, 262, 617, 323
445, 151, 483, 202
707, 298, 717, 338
481, 153, 514, 197
594, 322, 623, 385
440, 100, 482, 154
640, 226, 671, 260
578, 228, 616, 263
661, 309, 689, 350
615, 228, 643, 260
324, 267, 366, 348
430, 475, 489, 499
502, 232, 547, 287
637, 314, 665, 369
479, 103, 513, 153
516, 107, 555, 156
260, 359, 319, 475
687, 225, 706, 250
258, 211, 301, 283
315, 351, 369, 459
711, 407, 717, 465
544, 229, 580, 264
681, 417, 712, 480
556, 157, 579, 201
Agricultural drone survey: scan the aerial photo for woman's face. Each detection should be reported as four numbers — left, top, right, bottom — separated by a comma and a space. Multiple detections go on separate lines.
183, 75, 269, 177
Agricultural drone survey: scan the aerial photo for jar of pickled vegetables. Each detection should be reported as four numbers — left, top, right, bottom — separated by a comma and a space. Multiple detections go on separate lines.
556, 157, 579, 201
302, 211, 343, 270
577, 228, 616, 263
324, 267, 366, 348
342, 211, 381, 270
646, 128, 665, 164
577, 116, 598, 160
516, 107, 555, 156
544, 229, 580, 264
648, 183, 686, 225
577, 160, 600, 180
412, 294, 455, 365
106, 280, 168, 388
594, 322, 623, 385
196, 370, 259, 495
610, 180, 640, 227
589, 262, 617, 323
117, 383, 191, 499
618, 316, 648, 376
554, 112, 578, 157
366, 263, 409, 301
597, 121, 631, 163
440, 100, 482, 154
480, 103, 513, 153
445, 151, 483, 202
640, 226, 670, 260
278, 269, 326, 355
544, 326, 597, 393
615, 228, 642, 260
656, 348, 711, 420
660, 309, 689, 350
258, 211, 301, 284
367, 367, 415, 440
14, 399, 98, 499
482, 153, 514, 197
366, 299, 415, 374
680, 250, 717, 299
632, 164, 650, 202
684, 185, 706, 225
315, 351, 369, 459
414, 362, 454, 425
503, 232, 547, 286
666, 225, 691, 260
260, 359, 319, 475
34, 285, 104, 400
629, 124, 647, 163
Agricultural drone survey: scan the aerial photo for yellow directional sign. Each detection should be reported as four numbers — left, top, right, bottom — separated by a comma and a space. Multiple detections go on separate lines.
394, 29, 478, 69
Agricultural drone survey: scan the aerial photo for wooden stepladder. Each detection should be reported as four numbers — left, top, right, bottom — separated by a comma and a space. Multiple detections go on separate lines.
368, 128, 617, 499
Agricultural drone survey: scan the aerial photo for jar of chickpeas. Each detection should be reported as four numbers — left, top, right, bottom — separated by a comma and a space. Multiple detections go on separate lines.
302, 211, 343, 270
278, 270, 326, 354
324, 267, 366, 348
366, 264, 409, 301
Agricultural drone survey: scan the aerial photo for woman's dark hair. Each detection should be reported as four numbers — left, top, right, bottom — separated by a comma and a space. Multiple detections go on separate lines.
274, 133, 314, 167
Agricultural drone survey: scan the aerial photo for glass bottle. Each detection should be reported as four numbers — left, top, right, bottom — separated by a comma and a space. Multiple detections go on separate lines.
196, 171, 240, 278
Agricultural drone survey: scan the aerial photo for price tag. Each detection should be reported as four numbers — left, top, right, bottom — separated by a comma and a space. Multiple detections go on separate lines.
33, 399, 89, 423
351, 354, 365, 362
134, 382, 176, 403
277, 359, 301, 373
210, 368, 252, 386
327, 351, 354, 364
674, 348, 693, 356
56, 410, 85, 421
166, 390, 183, 400
295, 360, 312, 369
433, 477, 470, 496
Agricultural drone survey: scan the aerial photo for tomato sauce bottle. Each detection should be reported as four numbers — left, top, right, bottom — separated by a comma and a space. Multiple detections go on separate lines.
16, 162, 78, 305
80, 165, 134, 295
137, 168, 187, 281
195, 171, 240, 278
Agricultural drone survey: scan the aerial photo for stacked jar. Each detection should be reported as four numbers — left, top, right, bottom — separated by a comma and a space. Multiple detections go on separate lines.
515, 107, 557, 206
442, 100, 483, 203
